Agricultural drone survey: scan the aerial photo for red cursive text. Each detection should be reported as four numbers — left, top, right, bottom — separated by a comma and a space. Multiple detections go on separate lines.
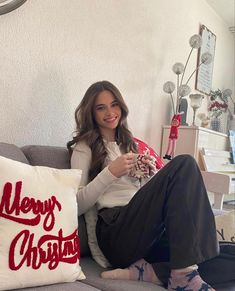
9, 228, 80, 270
0, 181, 62, 231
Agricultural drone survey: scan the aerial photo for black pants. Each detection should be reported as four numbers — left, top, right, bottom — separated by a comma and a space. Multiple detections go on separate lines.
96, 155, 219, 275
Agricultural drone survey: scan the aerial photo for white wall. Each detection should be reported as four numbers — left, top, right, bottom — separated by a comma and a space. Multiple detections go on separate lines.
0, 0, 234, 153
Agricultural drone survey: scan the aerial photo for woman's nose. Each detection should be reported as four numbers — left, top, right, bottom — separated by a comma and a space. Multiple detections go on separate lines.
105, 107, 113, 115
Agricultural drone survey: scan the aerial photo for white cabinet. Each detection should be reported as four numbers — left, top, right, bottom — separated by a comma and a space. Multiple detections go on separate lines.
161, 126, 233, 209
160, 126, 229, 170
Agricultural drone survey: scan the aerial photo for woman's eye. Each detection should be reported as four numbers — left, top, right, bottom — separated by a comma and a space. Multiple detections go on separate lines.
96, 106, 105, 111
112, 102, 119, 107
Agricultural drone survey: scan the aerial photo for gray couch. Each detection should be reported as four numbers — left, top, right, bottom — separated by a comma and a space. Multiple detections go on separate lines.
0, 142, 234, 291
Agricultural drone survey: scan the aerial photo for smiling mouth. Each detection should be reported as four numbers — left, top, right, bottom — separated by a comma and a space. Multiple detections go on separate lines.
104, 117, 118, 123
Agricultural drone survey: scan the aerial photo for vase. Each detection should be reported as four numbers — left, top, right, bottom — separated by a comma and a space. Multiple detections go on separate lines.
210, 117, 221, 132
178, 98, 188, 125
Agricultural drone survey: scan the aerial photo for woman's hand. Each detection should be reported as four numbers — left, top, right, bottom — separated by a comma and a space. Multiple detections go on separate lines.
108, 153, 136, 178
141, 154, 157, 176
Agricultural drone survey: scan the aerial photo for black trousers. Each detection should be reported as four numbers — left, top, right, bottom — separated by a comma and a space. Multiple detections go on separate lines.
96, 155, 219, 274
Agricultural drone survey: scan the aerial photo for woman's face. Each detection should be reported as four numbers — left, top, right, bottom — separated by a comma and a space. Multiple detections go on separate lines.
93, 90, 121, 140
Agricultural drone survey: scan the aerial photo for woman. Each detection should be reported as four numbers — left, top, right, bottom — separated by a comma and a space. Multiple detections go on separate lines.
67, 80, 219, 291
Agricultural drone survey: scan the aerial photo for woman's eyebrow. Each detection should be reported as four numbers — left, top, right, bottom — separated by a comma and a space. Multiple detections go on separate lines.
95, 103, 105, 107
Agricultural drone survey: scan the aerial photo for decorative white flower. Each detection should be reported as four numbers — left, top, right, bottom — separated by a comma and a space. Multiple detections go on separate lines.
201, 52, 213, 64
178, 84, 191, 97
189, 34, 202, 49
222, 88, 234, 109
163, 81, 175, 93
172, 63, 184, 75
223, 89, 232, 98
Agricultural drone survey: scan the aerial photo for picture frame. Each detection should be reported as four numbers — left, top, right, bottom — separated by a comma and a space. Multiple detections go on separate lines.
195, 24, 216, 95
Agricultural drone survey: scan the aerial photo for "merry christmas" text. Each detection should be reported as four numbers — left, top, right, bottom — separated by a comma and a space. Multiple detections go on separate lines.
0, 181, 62, 231
9, 229, 80, 270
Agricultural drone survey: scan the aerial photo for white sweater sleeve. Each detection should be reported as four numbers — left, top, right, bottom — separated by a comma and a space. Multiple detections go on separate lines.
71, 142, 118, 215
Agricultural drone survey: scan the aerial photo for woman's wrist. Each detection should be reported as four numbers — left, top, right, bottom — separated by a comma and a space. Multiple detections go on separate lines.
103, 166, 120, 180
108, 164, 119, 178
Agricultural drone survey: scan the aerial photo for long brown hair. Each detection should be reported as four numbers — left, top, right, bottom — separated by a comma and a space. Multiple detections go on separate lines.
67, 80, 137, 181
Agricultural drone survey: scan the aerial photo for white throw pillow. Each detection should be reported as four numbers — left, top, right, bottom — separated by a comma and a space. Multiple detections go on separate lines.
84, 206, 111, 268
0, 156, 85, 291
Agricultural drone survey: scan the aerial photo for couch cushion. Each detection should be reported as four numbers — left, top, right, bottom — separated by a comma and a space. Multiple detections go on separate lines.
0, 142, 28, 164
80, 257, 165, 291
21, 145, 70, 169
14, 281, 101, 291
213, 281, 235, 291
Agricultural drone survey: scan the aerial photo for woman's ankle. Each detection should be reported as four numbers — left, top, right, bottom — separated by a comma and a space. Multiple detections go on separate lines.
101, 258, 161, 284
168, 269, 215, 291
129, 259, 159, 283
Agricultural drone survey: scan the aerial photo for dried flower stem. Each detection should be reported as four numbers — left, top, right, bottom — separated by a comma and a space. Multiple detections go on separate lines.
176, 74, 180, 113
170, 93, 176, 115
180, 47, 193, 86
177, 47, 194, 113
185, 62, 203, 85
177, 74, 180, 98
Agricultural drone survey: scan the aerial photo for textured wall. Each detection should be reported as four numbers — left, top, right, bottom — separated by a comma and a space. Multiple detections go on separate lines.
0, 0, 234, 152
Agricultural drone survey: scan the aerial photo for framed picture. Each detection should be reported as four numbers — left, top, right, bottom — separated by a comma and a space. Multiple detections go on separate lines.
195, 25, 216, 95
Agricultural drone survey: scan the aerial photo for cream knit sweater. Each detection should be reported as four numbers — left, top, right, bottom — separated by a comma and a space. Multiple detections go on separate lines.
71, 141, 142, 215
